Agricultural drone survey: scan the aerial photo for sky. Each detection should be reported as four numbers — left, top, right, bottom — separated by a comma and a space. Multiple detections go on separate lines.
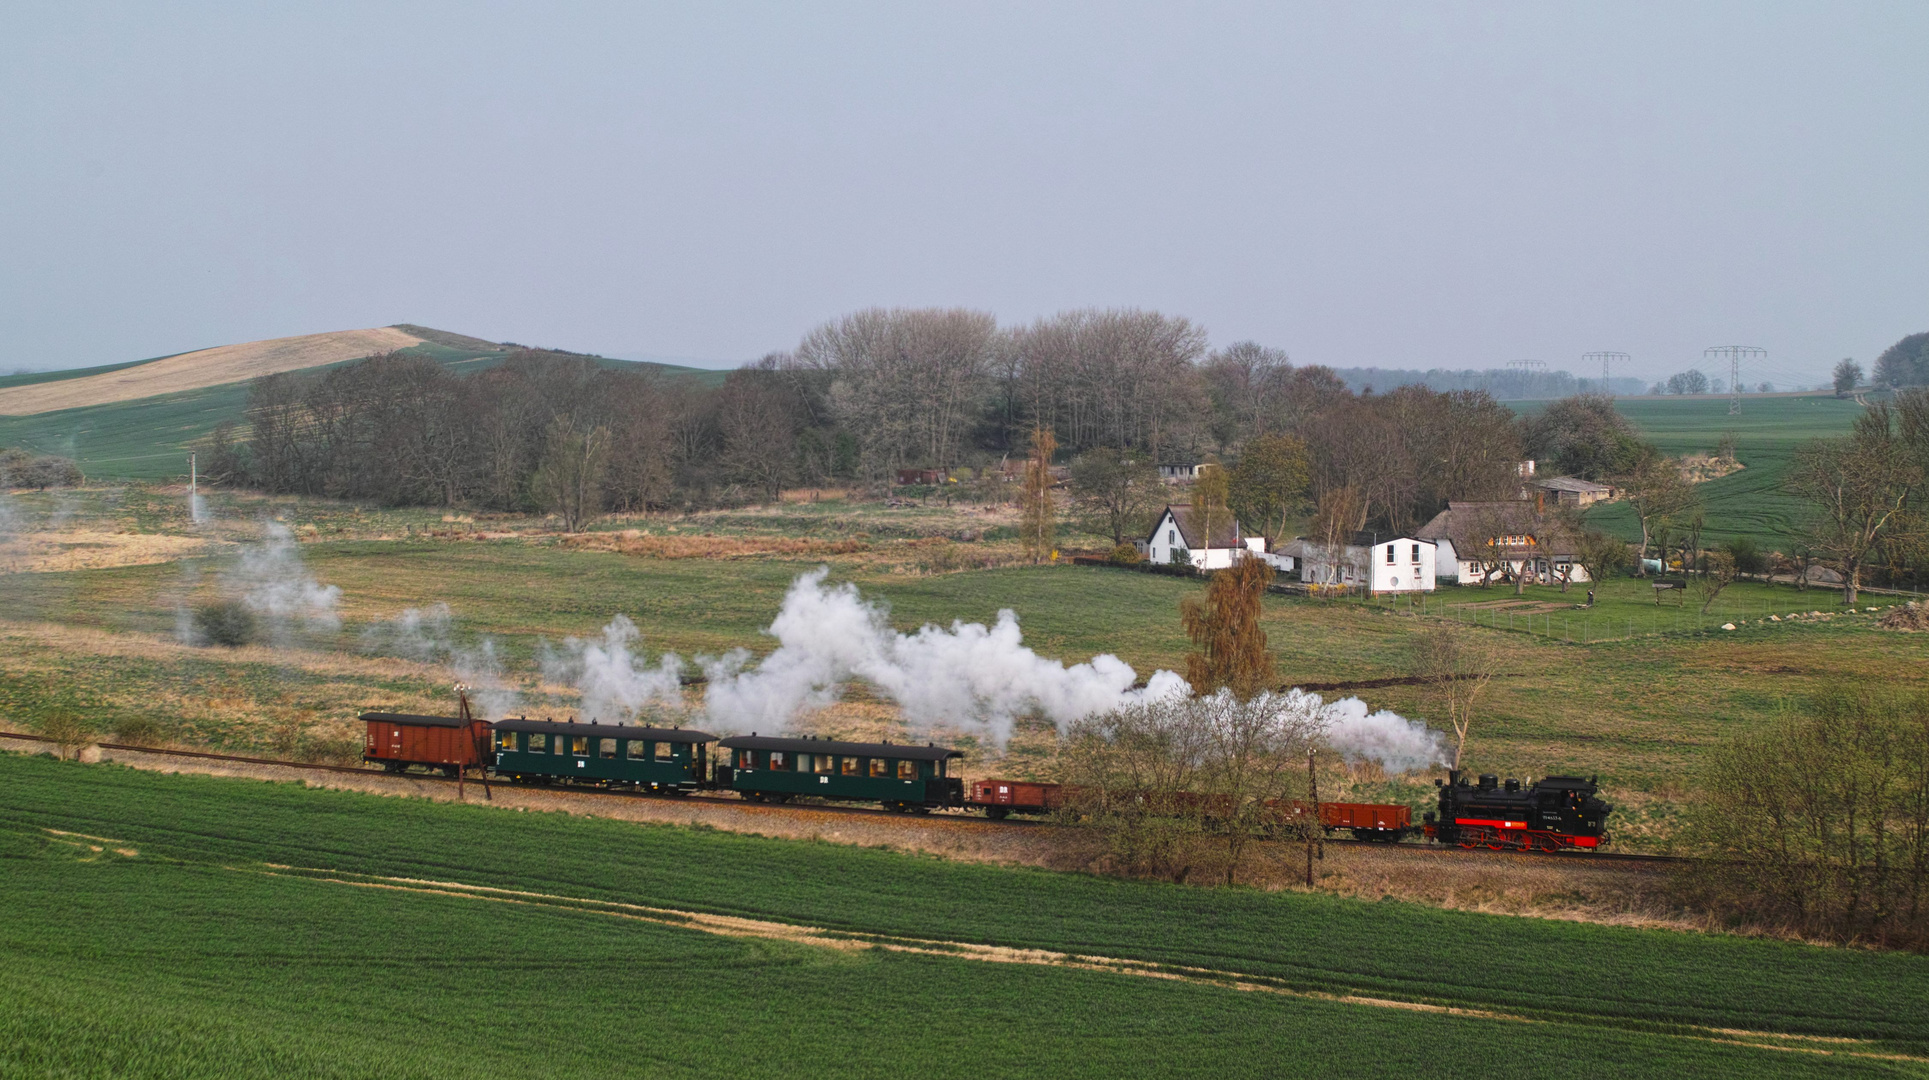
2, 2, 1924, 387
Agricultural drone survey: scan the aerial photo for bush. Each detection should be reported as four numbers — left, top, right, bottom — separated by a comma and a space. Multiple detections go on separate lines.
1680, 689, 1929, 951
1108, 543, 1142, 566
109, 716, 167, 746
40, 712, 91, 759
193, 601, 257, 647
1723, 536, 1766, 576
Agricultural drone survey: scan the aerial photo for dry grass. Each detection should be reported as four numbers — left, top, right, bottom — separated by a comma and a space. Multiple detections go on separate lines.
0, 530, 230, 573
560, 530, 872, 560
0, 327, 425, 415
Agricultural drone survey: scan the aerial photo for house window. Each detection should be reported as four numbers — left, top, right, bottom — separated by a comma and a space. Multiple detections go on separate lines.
1167, 529, 1175, 545
1386, 545, 1396, 564
1411, 544, 1421, 563
897, 760, 918, 780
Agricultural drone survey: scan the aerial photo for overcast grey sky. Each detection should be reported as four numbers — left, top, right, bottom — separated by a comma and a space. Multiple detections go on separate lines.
3, 2, 1923, 384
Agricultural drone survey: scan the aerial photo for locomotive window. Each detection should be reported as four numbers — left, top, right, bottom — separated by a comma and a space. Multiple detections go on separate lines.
571, 737, 589, 756
897, 760, 917, 780
769, 751, 786, 770
656, 741, 673, 760
528, 733, 547, 752
841, 757, 858, 775
599, 738, 617, 759
498, 731, 519, 752
815, 755, 833, 774
869, 758, 888, 777
627, 740, 650, 760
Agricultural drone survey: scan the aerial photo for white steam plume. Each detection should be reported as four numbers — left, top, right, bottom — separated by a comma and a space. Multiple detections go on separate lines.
1309, 692, 1449, 774
701, 568, 1189, 741
541, 615, 685, 724
361, 601, 520, 719
234, 522, 341, 641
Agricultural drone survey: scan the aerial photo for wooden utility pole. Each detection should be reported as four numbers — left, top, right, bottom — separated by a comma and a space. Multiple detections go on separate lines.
1304, 749, 1321, 887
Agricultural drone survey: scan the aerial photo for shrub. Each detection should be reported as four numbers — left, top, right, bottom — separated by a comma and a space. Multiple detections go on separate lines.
40, 712, 91, 759
1108, 543, 1142, 566
1723, 536, 1766, 576
193, 601, 256, 647
109, 716, 167, 746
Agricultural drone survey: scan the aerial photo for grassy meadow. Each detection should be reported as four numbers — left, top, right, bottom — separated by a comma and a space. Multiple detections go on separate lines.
5, 753, 1927, 1077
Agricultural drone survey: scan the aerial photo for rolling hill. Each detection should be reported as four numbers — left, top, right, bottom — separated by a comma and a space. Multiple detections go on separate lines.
0, 326, 722, 480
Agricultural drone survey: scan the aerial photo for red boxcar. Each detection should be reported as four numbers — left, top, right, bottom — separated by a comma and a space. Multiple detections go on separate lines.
968, 778, 1065, 819
360, 711, 493, 775
1271, 800, 1413, 841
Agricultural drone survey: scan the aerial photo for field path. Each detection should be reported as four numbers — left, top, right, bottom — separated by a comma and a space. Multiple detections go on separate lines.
0, 327, 424, 415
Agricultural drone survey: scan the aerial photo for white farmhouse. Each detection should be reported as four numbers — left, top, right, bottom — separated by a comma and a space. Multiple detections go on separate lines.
1296, 533, 1437, 594
1415, 500, 1589, 586
1144, 504, 1268, 570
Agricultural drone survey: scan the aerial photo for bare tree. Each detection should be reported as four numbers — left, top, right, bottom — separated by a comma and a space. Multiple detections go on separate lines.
1019, 428, 1057, 562
532, 415, 611, 532
1618, 449, 1698, 574
1695, 549, 1738, 614
1785, 404, 1920, 605
1410, 623, 1502, 769
1068, 448, 1160, 545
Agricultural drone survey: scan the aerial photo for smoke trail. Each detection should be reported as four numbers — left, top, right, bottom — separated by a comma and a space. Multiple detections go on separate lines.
701, 568, 1189, 741
541, 615, 685, 723
1311, 692, 1449, 774
232, 522, 341, 642
361, 602, 521, 719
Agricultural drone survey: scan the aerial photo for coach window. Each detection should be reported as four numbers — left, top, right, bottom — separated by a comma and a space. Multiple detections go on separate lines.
600, 738, 617, 759
815, 754, 834, 774
869, 757, 888, 777
897, 760, 917, 780
794, 753, 812, 772
527, 733, 546, 752
737, 749, 755, 769
571, 736, 589, 756
769, 751, 786, 770
656, 741, 673, 760
498, 731, 519, 752
627, 740, 650, 760
841, 757, 859, 775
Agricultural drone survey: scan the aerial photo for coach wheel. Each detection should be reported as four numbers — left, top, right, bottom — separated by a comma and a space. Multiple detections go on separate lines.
383, 761, 409, 774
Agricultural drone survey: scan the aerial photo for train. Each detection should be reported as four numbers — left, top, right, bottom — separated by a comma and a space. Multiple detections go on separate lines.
361, 710, 1613, 849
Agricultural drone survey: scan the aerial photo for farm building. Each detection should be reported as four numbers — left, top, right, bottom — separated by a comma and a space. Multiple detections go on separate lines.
894, 468, 950, 485
1527, 475, 1615, 507
1158, 462, 1205, 482
1415, 500, 1588, 586
1295, 534, 1436, 594
1144, 504, 1268, 570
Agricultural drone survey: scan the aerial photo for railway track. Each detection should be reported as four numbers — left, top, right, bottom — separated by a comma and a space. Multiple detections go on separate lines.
0, 730, 1686, 862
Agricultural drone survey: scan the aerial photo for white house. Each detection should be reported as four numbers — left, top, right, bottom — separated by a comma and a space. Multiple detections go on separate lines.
1296, 533, 1437, 594
1415, 500, 1590, 586
1144, 504, 1268, 570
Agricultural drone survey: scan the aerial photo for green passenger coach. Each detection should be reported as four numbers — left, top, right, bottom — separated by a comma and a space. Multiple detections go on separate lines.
715, 735, 964, 812
492, 718, 717, 792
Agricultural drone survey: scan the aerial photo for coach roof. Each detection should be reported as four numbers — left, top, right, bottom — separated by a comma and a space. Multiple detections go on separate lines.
494, 717, 717, 743
719, 735, 961, 761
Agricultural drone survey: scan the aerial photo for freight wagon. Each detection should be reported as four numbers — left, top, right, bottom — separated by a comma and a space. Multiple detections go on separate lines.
360, 708, 493, 776
968, 778, 1065, 819
1271, 799, 1414, 841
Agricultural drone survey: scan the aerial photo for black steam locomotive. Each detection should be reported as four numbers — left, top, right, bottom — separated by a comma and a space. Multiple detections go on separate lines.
1423, 770, 1612, 851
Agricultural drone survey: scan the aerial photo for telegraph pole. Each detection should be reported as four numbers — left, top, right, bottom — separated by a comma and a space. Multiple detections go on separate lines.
188, 452, 197, 521
1583, 352, 1629, 394
1704, 346, 1766, 415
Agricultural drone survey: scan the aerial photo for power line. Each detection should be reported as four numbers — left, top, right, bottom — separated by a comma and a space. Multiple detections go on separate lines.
1583, 351, 1629, 390
1704, 346, 1767, 414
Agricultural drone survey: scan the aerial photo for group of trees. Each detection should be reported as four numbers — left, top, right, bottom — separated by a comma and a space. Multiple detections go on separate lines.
1783, 393, 1929, 603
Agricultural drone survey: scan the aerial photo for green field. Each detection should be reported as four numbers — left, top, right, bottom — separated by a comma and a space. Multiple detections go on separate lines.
3, 753, 1925, 1077
1514, 394, 1866, 550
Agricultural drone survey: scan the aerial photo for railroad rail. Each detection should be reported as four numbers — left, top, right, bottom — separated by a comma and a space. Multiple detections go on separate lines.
0, 730, 1686, 862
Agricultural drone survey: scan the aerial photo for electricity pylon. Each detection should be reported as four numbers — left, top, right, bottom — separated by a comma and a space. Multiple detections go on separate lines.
1704, 346, 1766, 415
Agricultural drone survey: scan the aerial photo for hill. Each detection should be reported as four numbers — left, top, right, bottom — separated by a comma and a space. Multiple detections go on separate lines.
0, 327, 722, 480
